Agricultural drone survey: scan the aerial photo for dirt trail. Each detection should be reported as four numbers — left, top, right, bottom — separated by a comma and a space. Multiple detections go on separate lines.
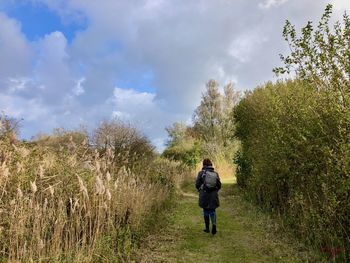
135, 178, 324, 263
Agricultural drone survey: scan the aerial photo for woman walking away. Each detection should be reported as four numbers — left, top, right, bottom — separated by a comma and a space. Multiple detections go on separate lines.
195, 158, 221, 235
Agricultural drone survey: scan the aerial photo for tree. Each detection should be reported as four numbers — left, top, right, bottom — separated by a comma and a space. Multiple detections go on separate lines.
163, 122, 201, 167
273, 4, 350, 105
193, 79, 222, 142
165, 122, 187, 146
164, 79, 240, 166
93, 119, 154, 171
193, 80, 239, 145
220, 83, 240, 146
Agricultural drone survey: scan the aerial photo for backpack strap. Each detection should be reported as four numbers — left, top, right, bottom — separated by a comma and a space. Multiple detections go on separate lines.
201, 170, 207, 179
200, 170, 207, 190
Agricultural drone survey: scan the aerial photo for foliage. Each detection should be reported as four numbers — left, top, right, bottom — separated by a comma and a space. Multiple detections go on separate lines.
165, 122, 188, 146
234, 79, 350, 261
220, 83, 239, 146
164, 80, 240, 167
193, 80, 222, 142
235, 7, 350, 260
193, 80, 239, 145
162, 136, 201, 168
273, 4, 350, 105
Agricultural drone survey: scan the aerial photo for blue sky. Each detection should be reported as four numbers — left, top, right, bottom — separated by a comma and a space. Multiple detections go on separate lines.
0, 0, 349, 151
5, 1, 86, 42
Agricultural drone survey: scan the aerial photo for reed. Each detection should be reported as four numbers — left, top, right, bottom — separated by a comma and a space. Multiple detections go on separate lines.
0, 134, 184, 262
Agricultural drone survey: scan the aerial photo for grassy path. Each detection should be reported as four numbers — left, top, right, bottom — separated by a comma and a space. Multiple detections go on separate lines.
135, 178, 324, 263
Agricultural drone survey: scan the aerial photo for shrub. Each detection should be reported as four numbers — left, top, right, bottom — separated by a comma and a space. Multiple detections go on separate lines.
234, 79, 350, 260
92, 119, 155, 174
162, 139, 201, 168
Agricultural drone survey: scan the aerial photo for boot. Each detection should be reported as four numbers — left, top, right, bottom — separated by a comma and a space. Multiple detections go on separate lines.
212, 224, 217, 235
203, 216, 210, 233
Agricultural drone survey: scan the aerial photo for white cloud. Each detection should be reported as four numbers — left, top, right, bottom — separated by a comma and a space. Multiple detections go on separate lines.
7, 78, 30, 93
0, 92, 49, 122
35, 31, 75, 100
72, 77, 85, 96
259, 0, 289, 9
331, 0, 350, 10
112, 87, 163, 130
113, 87, 155, 109
0, 12, 32, 81
111, 86, 188, 149
229, 33, 268, 63
112, 110, 130, 120
329, 0, 350, 17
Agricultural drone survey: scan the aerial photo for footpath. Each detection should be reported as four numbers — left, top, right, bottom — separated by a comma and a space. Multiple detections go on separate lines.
135, 178, 324, 263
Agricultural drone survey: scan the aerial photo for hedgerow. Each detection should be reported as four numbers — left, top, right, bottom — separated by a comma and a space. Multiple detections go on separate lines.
234, 79, 350, 261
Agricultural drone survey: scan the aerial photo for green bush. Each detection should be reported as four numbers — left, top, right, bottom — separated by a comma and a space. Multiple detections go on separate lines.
162, 140, 201, 168
234, 79, 350, 260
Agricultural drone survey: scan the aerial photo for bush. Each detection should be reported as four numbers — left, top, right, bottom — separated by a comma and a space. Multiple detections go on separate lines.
92, 120, 155, 174
162, 139, 201, 168
234, 79, 350, 260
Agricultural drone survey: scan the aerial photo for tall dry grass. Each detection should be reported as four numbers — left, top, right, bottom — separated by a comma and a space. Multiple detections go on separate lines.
0, 135, 184, 262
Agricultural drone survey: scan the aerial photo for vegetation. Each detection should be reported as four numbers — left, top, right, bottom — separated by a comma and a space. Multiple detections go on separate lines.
163, 80, 240, 171
235, 5, 350, 261
0, 113, 21, 144
162, 122, 202, 168
193, 80, 238, 147
273, 4, 350, 104
136, 179, 324, 262
0, 119, 189, 262
1, 4, 349, 262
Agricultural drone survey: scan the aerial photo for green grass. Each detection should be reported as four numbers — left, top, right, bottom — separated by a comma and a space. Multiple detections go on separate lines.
135, 178, 326, 263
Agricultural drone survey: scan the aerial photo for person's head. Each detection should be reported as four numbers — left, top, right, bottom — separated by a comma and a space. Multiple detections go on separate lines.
203, 158, 212, 167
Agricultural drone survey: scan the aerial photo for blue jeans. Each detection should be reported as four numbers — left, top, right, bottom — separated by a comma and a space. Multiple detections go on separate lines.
203, 209, 216, 225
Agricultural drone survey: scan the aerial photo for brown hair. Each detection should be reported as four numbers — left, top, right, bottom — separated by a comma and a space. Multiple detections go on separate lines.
202, 158, 212, 167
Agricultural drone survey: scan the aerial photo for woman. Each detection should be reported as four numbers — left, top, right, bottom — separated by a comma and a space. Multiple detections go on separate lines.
195, 158, 221, 235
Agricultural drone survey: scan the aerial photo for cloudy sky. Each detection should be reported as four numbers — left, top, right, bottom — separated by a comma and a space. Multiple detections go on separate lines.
0, 0, 349, 150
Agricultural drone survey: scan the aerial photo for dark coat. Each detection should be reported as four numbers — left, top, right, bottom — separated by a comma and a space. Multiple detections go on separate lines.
195, 165, 221, 210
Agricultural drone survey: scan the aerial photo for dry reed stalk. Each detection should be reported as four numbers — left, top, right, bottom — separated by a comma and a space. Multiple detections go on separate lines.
0, 138, 185, 262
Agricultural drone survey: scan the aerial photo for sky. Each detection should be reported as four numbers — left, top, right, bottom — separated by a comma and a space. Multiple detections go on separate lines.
0, 0, 349, 151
